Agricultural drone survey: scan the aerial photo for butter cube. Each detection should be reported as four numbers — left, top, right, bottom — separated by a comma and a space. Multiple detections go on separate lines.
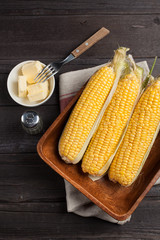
27, 81, 49, 102
18, 75, 27, 98
22, 61, 43, 84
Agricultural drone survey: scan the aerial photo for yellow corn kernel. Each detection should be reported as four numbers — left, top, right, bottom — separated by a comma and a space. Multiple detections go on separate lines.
108, 80, 160, 186
82, 71, 141, 176
59, 66, 115, 163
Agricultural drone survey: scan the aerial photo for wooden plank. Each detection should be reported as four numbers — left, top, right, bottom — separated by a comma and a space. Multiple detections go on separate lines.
0, 193, 158, 213
0, 106, 59, 153
0, 0, 160, 16
0, 202, 67, 213
0, 15, 159, 61
0, 202, 159, 239
0, 153, 44, 165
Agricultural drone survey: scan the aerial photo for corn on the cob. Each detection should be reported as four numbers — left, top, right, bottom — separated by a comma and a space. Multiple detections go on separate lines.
59, 47, 128, 164
108, 78, 160, 186
82, 61, 143, 177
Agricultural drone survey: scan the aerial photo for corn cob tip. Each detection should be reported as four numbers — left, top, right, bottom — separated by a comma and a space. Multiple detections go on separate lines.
135, 65, 143, 80
60, 155, 73, 164
112, 47, 129, 77
127, 54, 143, 81
114, 47, 130, 54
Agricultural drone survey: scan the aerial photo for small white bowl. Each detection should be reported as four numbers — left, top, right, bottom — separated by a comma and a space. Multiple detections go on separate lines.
7, 60, 55, 107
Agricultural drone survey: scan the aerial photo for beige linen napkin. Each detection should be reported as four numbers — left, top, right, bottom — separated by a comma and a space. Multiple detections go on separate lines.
59, 61, 160, 225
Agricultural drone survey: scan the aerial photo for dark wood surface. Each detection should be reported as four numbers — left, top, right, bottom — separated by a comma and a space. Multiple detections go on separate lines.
0, 1, 160, 239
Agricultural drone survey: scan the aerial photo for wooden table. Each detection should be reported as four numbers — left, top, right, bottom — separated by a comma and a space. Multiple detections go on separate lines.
0, 1, 160, 239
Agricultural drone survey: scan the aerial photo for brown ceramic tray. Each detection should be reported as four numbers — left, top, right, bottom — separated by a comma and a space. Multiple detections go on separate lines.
37, 88, 160, 221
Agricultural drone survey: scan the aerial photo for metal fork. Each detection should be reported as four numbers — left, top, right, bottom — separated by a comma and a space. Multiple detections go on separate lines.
34, 27, 109, 83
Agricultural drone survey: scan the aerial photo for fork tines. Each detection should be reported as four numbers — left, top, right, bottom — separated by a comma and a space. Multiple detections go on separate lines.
34, 65, 55, 83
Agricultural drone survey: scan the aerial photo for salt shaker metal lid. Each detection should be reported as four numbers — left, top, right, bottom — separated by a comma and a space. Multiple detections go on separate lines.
21, 111, 43, 134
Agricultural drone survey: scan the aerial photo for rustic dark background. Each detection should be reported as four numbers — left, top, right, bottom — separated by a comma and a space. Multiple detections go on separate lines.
0, 0, 160, 239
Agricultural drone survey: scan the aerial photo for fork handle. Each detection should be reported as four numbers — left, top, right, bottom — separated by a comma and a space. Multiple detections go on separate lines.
71, 27, 110, 58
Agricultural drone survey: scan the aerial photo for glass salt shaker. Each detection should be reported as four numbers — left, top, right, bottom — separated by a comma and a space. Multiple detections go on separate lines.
21, 111, 43, 135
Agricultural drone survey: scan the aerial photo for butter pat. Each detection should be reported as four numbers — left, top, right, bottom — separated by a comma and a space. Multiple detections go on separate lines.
27, 81, 49, 102
22, 61, 43, 84
18, 75, 27, 97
